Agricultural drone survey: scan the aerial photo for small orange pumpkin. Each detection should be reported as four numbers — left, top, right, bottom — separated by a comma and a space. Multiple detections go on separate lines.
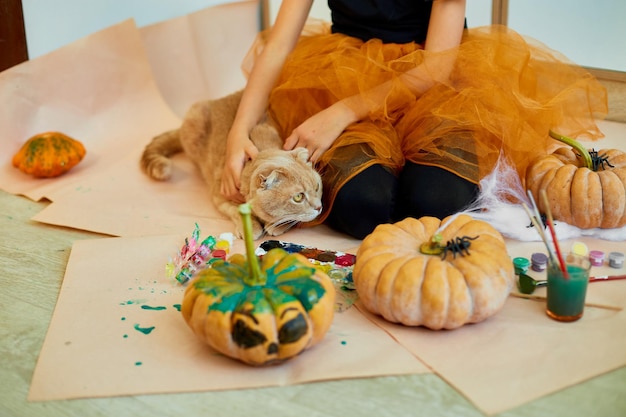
353, 214, 514, 330
12, 131, 86, 178
526, 131, 626, 229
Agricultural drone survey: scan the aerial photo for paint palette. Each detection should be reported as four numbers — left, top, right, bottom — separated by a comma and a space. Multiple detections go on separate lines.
256, 240, 358, 312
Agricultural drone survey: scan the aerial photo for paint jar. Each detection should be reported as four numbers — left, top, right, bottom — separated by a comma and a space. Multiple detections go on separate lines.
214, 239, 231, 254
530, 252, 548, 272
608, 252, 625, 269
588, 250, 605, 267
328, 268, 348, 281
571, 241, 589, 257
513, 257, 530, 275
211, 249, 227, 260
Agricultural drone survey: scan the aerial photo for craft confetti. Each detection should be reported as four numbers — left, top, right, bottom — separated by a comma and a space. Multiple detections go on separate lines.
166, 223, 230, 284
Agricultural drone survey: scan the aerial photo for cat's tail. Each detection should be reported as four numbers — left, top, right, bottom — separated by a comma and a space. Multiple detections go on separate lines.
140, 129, 182, 181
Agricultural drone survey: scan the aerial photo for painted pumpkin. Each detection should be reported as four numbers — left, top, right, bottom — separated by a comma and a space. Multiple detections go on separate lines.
12, 131, 86, 178
353, 214, 514, 330
181, 204, 335, 365
526, 130, 626, 229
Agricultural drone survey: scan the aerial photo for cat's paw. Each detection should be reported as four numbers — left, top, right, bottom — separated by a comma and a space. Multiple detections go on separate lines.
235, 217, 264, 240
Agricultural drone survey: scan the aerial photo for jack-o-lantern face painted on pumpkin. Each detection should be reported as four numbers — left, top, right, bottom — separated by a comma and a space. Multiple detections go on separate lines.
229, 295, 312, 360
181, 204, 335, 365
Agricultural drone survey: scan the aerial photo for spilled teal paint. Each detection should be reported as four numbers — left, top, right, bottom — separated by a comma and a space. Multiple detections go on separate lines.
140, 305, 166, 311
133, 324, 155, 335
135, 361, 143, 366
172, 304, 182, 311
120, 299, 147, 306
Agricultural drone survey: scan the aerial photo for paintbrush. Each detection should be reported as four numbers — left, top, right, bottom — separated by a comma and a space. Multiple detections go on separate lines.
539, 189, 568, 278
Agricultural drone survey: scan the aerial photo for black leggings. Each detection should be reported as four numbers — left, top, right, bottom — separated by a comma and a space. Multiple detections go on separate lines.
326, 163, 479, 239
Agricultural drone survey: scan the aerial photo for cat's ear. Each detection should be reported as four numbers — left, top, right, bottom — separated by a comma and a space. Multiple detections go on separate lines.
292, 147, 311, 165
259, 170, 282, 189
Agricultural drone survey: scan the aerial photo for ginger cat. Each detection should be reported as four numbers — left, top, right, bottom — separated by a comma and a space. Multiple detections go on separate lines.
141, 90, 323, 239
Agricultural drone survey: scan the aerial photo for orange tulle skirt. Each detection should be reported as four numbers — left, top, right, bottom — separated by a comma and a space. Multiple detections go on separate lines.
244, 22, 608, 225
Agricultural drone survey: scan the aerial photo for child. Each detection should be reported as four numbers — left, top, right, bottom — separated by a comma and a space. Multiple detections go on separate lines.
221, 0, 607, 238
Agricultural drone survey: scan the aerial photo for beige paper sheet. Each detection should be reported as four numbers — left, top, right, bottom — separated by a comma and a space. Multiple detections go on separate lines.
355, 234, 626, 416
139, 1, 259, 118
1, 2, 625, 415
0, 2, 260, 238
354, 224, 626, 416
0, 17, 179, 203
28, 232, 427, 401
358, 295, 626, 416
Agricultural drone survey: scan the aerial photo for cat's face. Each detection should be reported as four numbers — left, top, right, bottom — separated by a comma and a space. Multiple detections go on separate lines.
245, 148, 323, 236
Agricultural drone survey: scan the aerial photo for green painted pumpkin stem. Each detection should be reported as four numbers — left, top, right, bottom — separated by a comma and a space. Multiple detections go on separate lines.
419, 233, 444, 256
238, 203, 266, 286
549, 129, 593, 170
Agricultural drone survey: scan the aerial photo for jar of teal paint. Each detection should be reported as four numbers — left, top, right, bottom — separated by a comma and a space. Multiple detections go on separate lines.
513, 257, 530, 275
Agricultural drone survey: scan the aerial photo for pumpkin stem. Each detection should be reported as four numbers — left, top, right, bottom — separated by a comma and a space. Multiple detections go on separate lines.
549, 130, 593, 170
238, 203, 266, 286
419, 233, 444, 256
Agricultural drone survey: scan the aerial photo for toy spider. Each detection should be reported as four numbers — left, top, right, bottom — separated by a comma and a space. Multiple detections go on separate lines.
589, 149, 615, 171
441, 235, 479, 260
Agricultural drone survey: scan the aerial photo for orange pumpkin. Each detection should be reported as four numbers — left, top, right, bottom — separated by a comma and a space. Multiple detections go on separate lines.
181, 204, 335, 365
353, 214, 514, 330
12, 131, 86, 178
526, 131, 626, 229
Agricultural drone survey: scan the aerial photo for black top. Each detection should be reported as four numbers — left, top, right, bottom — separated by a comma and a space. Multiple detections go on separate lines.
328, 0, 434, 44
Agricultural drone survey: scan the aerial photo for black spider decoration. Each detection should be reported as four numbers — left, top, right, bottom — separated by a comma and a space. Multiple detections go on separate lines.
526, 213, 548, 230
441, 235, 479, 260
589, 149, 615, 171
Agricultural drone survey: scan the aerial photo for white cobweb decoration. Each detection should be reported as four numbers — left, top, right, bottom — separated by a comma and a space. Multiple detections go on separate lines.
460, 154, 626, 241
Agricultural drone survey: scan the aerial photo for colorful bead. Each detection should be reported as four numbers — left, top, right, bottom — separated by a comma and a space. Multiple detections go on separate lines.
201, 235, 216, 249
190, 253, 205, 266
168, 224, 222, 284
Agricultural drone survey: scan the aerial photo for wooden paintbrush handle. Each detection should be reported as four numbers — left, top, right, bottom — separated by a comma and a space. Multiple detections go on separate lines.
590, 275, 626, 282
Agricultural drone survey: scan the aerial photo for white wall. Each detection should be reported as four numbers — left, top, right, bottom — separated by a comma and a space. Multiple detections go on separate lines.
23, 0, 242, 58
23, 0, 625, 71
266, 0, 624, 71
507, 0, 626, 71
